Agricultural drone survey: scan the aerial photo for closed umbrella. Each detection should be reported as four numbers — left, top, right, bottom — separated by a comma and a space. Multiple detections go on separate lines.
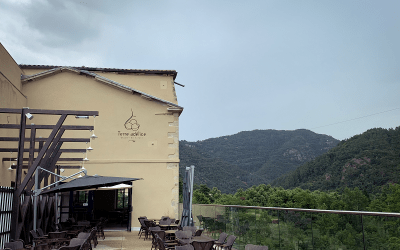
181, 165, 194, 227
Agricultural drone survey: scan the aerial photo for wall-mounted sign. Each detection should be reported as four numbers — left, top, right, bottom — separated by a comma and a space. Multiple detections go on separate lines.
118, 109, 147, 142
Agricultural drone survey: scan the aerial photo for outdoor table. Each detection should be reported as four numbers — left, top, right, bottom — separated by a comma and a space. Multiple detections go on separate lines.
176, 235, 215, 245
191, 236, 215, 242
159, 223, 179, 230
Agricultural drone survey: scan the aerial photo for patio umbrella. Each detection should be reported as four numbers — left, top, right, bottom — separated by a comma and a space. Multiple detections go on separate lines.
181, 165, 194, 227
40, 174, 143, 194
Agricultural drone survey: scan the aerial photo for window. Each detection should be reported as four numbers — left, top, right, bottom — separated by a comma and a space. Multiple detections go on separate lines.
75, 191, 88, 205
117, 189, 129, 209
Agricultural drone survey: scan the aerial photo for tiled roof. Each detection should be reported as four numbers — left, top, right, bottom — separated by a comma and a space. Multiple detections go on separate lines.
21, 66, 183, 111
19, 64, 178, 80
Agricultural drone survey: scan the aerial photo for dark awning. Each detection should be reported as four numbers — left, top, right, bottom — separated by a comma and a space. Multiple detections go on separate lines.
40, 174, 143, 194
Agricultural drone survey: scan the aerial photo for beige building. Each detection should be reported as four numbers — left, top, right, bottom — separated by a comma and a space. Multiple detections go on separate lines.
0, 42, 183, 230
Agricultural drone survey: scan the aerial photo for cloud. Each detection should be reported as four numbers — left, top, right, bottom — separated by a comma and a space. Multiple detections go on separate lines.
0, 0, 108, 66
20, 0, 105, 48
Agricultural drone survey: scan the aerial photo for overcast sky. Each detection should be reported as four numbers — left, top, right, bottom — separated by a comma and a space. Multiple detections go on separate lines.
1, 0, 399, 142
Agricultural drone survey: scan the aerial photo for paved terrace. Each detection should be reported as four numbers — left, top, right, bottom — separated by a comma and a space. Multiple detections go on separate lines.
97, 230, 227, 250
97, 231, 151, 250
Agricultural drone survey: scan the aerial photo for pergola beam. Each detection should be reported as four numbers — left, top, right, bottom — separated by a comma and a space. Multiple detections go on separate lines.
0, 137, 90, 142
0, 108, 98, 116
0, 124, 94, 130
2, 158, 84, 162
9, 165, 82, 169
0, 148, 87, 153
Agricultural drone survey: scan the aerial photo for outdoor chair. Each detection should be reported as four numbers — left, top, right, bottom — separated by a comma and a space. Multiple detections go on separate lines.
69, 238, 90, 250
4, 240, 24, 250
138, 217, 147, 237
89, 228, 98, 248
159, 218, 172, 226
48, 231, 70, 249
175, 245, 194, 250
149, 227, 161, 250
37, 228, 47, 238
57, 223, 71, 232
219, 235, 236, 250
34, 243, 50, 250
138, 218, 148, 239
30, 229, 50, 245
144, 219, 156, 240
213, 232, 227, 250
95, 219, 107, 240
154, 233, 178, 250
194, 229, 203, 236
77, 229, 97, 250
245, 244, 268, 250
58, 246, 80, 250
192, 240, 214, 250
175, 230, 192, 239
183, 226, 197, 236
175, 231, 192, 246
77, 232, 90, 240
77, 221, 91, 232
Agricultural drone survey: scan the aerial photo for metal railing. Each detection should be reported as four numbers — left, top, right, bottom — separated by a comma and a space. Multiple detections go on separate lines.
179, 203, 400, 250
0, 186, 13, 249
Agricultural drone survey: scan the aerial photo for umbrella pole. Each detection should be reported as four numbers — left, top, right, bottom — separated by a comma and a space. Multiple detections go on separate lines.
188, 165, 195, 226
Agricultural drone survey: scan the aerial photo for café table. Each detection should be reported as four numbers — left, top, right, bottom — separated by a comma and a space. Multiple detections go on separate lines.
176, 235, 215, 245
159, 223, 179, 230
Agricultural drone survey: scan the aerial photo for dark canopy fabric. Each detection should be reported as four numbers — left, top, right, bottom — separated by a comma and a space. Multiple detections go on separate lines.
181, 166, 194, 227
40, 175, 143, 194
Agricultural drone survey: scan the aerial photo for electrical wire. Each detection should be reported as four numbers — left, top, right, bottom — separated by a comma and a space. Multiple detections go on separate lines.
310, 107, 400, 130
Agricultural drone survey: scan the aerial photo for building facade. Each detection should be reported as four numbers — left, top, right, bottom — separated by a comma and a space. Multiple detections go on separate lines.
0, 43, 183, 230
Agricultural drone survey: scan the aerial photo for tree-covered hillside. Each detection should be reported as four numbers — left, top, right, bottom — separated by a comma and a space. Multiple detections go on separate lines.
272, 127, 400, 193
180, 129, 339, 193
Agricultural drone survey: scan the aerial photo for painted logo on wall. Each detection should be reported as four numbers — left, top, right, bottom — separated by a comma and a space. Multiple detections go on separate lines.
118, 109, 146, 142
125, 109, 140, 131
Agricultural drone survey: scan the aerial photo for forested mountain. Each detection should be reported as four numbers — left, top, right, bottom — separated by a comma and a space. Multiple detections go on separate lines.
179, 129, 339, 193
272, 127, 400, 193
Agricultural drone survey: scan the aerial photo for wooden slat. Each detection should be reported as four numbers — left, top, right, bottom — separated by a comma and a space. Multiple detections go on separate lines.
0, 137, 90, 142
0, 124, 94, 130
0, 148, 86, 153
10, 165, 82, 169
2, 158, 84, 162
0, 108, 98, 116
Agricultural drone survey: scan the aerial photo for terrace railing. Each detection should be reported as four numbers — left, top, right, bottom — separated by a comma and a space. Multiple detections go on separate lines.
0, 186, 13, 249
179, 203, 400, 250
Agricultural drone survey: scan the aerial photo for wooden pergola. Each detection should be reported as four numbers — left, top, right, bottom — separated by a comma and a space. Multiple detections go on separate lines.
0, 108, 99, 241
